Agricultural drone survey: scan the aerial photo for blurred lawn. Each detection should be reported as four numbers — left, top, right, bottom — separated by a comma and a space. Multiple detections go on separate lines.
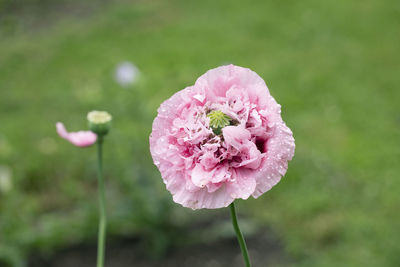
0, 0, 399, 266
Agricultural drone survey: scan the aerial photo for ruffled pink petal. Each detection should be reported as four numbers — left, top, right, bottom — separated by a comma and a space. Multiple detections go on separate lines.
227, 168, 256, 200
56, 122, 97, 147
172, 182, 233, 209
196, 65, 270, 109
222, 126, 251, 150
149, 64, 295, 209
199, 150, 219, 170
191, 164, 210, 188
252, 121, 295, 198
237, 141, 262, 169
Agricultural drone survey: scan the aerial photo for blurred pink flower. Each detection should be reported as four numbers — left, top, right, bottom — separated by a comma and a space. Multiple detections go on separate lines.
150, 65, 295, 209
56, 122, 97, 147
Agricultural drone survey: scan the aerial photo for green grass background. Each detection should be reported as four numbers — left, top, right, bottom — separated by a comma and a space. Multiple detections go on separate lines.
0, 0, 399, 266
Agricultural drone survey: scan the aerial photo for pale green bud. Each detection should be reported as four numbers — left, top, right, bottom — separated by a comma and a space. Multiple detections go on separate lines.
87, 111, 112, 137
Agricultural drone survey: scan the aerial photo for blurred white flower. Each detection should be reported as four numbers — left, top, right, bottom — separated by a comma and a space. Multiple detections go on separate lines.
0, 165, 12, 194
115, 61, 140, 87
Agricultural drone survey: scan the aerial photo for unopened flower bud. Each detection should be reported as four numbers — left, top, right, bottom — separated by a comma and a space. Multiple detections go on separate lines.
87, 111, 112, 137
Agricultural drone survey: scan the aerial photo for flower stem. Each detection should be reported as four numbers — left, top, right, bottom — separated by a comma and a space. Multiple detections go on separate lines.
229, 202, 252, 267
96, 138, 107, 267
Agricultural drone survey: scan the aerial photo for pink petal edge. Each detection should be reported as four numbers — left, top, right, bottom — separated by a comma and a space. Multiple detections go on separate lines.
56, 122, 97, 147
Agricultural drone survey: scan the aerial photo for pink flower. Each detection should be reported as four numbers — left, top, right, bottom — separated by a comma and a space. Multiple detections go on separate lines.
56, 122, 97, 147
150, 65, 295, 209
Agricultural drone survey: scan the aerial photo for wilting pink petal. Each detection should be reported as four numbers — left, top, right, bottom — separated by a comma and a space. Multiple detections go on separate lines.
56, 122, 97, 147
150, 65, 295, 209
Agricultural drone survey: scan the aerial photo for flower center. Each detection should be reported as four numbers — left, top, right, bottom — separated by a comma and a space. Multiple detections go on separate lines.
207, 110, 232, 135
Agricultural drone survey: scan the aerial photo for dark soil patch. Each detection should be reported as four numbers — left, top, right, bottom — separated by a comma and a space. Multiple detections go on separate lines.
29, 230, 289, 267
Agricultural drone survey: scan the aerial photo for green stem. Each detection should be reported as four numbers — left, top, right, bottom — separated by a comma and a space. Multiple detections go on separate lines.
96, 138, 107, 267
229, 202, 252, 267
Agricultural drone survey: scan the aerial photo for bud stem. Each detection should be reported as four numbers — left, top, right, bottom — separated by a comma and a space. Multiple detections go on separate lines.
96, 138, 107, 267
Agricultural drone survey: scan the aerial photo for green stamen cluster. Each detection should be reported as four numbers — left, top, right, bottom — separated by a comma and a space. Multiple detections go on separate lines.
207, 110, 232, 135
